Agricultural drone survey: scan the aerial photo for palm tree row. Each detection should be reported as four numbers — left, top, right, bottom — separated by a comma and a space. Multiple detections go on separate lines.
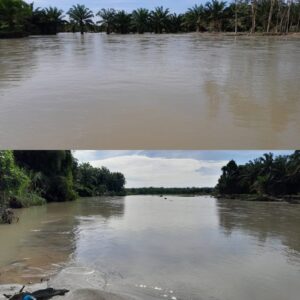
1, 0, 300, 37
216, 151, 300, 196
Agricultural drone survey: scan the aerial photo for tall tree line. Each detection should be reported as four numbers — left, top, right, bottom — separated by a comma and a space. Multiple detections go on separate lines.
1, 0, 299, 37
0, 151, 126, 222
216, 151, 300, 196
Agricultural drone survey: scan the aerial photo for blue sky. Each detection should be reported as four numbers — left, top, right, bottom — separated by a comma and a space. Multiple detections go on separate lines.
74, 150, 293, 188
27, 0, 205, 13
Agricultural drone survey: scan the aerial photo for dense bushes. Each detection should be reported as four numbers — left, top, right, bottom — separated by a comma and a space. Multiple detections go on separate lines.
0, 150, 43, 223
0, 150, 126, 222
216, 151, 300, 196
0, 151, 30, 202
14, 150, 76, 202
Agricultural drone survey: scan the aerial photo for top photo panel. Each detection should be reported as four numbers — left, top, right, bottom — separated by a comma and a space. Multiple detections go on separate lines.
0, 0, 299, 149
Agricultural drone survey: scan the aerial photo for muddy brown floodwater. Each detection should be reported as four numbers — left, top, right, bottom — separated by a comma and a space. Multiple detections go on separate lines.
0, 196, 300, 300
0, 33, 300, 149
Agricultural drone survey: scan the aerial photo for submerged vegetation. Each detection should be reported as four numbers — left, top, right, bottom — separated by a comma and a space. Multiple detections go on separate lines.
1, 0, 299, 37
216, 151, 300, 200
0, 151, 126, 223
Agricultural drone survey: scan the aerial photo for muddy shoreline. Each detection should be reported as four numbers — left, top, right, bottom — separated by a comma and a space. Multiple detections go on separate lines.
0, 268, 131, 300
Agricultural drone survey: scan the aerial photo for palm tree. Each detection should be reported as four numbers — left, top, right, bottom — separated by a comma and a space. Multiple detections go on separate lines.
0, 0, 31, 31
150, 6, 170, 33
97, 8, 116, 34
67, 4, 94, 34
168, 13, 184, 33
185, 4, 205, 32
43, 6, 64, 34
114, 10, 131, 34
205, 0, 227, 31
131, 8, 149, 33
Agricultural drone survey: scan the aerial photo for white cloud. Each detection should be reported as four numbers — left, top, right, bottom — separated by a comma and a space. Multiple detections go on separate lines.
89, 155, 226, 188
74, 150, 144, 162
73, 150, 99, 162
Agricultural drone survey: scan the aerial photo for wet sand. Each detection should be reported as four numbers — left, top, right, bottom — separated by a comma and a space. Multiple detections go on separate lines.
0, 284, 130, 300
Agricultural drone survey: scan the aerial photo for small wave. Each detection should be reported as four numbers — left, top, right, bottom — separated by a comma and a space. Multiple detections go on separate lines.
61, 267, 95, 275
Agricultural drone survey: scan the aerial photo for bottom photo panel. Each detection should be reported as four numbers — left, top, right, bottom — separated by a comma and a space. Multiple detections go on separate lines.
0, 150, 299, 300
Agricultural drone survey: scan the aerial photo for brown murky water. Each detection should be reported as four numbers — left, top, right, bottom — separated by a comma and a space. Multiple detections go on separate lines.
0, 196, 300, 300
0, 33, 299, 149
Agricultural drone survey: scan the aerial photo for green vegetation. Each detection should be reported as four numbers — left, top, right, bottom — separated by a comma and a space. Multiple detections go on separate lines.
0, 151, 126, 223
0, 0, 31, 37
1, 0, 300, 37
67, 4, 94, 34
13, 150, 77, 202
75, 163, 126, 197
0, 0, 66, 36
216, 151, 300, 199
126, 187, 214, 195
29, 6, 65, 35
0, 150, 44, 223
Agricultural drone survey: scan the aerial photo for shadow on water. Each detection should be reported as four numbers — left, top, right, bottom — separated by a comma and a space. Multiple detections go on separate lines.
216, 198, 300, 256
0, 36, 64, 91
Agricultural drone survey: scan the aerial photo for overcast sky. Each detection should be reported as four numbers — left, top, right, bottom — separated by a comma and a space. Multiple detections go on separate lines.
73, 150, 293, 188
25, 0, 207, 13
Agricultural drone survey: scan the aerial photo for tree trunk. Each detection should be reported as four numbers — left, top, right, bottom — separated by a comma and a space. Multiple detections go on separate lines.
196, 17, 201, 32
235, 0, 238, 34
275, 1, 280, 33
279, 8, 286, 33
286, 0, 292, 33
80, 21, 84, 35
251, 0, 257, 34
267, 0, 275, 33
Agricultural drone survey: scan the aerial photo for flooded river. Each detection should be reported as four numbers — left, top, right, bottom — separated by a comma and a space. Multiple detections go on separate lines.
0, 33, 300, 149
0, 196, 300, 300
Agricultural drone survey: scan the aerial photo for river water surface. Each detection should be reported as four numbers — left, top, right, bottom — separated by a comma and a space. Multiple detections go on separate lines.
0, 33, 300, 148
0, 196, 300, 300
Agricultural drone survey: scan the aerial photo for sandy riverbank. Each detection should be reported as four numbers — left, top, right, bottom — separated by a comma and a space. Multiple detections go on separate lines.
0, 285, 129, 300
0, 267, 133, 300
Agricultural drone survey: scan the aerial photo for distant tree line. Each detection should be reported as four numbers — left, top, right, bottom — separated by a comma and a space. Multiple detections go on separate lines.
1, 0, 299, 37
216, 151, 300, 196
0, 151, 126, 223
126, 187, 214, 195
